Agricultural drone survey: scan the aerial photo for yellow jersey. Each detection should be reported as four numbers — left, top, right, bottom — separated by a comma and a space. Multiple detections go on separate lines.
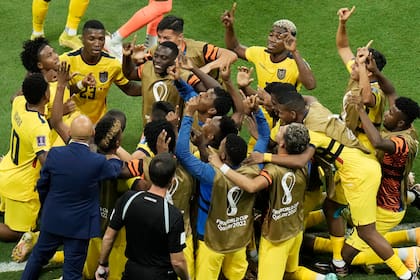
0, 96, 50, 201
245, 46, 303, 91
60, 50, 130, 124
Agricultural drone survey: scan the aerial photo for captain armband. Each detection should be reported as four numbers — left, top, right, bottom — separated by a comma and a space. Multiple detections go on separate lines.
259, 169, 273, 186
263, 153, 272, 163
127, 159, 144, 177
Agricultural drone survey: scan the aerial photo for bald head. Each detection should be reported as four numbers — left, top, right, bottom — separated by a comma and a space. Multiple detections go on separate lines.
70, 115, 94, 142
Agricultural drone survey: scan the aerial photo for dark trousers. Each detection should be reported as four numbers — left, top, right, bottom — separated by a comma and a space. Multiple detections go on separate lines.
122, 259, 177, 280
21, 230, 89, 280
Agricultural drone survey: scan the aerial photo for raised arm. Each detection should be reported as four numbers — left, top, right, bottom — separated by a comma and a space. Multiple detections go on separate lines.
50, 61, 71, 143
284, 32, 316, 90
336, 6, 356, 65
356, 45, 375, 107
175, 97, 215, 183
221, 2, 248, 60
349, 95, 396, 153
122, 42, 142, 81
220, 64, 245, 127
366, 53, 397, 106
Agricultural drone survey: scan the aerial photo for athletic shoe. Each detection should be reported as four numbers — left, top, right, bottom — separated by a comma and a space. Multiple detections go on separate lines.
30, 33, 44, 40
104, 34, 122, 62
314, 261, 349, 277
400, 271, 418, 280
144, 34, 157, 49
362, 264, 375, 275
11, 231, 37, 263
404, 246, 420, 273
325, 273, 338, 280
59, 31, 82, 50
409, 187, 420, 210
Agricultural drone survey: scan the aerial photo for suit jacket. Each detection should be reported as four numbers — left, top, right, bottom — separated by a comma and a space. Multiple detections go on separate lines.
36, 142, 122, 239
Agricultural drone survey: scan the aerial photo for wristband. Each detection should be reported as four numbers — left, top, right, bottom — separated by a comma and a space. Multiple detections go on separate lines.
98, 261, 109, 267
219, 164, 231, 175
76, 80, 85, 90
263, 153, 272, 163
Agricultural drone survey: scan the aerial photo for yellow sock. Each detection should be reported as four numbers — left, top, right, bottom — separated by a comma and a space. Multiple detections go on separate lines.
50, 250, 64, 264
65, 0, 90, 33
330, 235, 345, 261
313, 236, 332, 253
385, 253, 410, 278
32, 231, 40, 244
32, 0, 49, 34
385, 229, 410, 246
352, 248, 398, 265
305, 209, 325, 229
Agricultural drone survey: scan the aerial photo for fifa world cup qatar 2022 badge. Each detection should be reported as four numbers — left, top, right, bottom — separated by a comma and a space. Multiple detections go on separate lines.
99, 71, 108, 83
277, 68, 286, 79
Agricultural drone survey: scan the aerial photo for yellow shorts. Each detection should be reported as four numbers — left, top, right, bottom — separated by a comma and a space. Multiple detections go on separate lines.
195, 240, 247, 280
346, 207, 405, 251
303, 188, 325, 218
2, 196, 40, 232
83, 228, 128, 280
357, 133, 377, 157
184, 235, 195, 280
332, 150, 381, 226
258, 232, 303, 280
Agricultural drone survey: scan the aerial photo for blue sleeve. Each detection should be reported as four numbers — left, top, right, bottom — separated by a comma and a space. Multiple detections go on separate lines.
175, 116, 215, 185
36, 153, 52, 205
174, 79, 198, 102
99, 158, 123, 180
253, 108, 270, 153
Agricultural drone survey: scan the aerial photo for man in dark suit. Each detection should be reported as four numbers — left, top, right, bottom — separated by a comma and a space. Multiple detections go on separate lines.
21, 115, 123, 280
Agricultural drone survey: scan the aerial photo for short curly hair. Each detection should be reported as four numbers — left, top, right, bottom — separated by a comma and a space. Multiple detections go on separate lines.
395, 97, 420, 126
225, 133, 247, 166
20, 37, 50, 73
22, 73, 48, 105
283, 123, 310, 154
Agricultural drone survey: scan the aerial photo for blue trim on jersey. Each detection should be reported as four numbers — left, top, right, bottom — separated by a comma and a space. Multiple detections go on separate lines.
37, 112, 46, 124
67, 49, 82, 57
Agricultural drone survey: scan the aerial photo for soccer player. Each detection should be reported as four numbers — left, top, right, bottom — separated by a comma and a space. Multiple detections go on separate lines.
222, 2, 315, 92
20, 37, 80, 147
208, 123, 337, 280
169, 55, 240, 127
105, 0, 173, 60
246, 82, 416, 280
221, 2, 315, 155
336, 6, 387, 154
60, 19, 141, 124
31, 0, 90, 50
176, 96, 269, 280
0, 73, 51, 242
122, 40, 192, 126
155, 15, 237, 82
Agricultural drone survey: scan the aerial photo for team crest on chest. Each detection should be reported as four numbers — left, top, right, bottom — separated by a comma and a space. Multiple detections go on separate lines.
99, 71, 108, 83
277, 69, 287, 80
